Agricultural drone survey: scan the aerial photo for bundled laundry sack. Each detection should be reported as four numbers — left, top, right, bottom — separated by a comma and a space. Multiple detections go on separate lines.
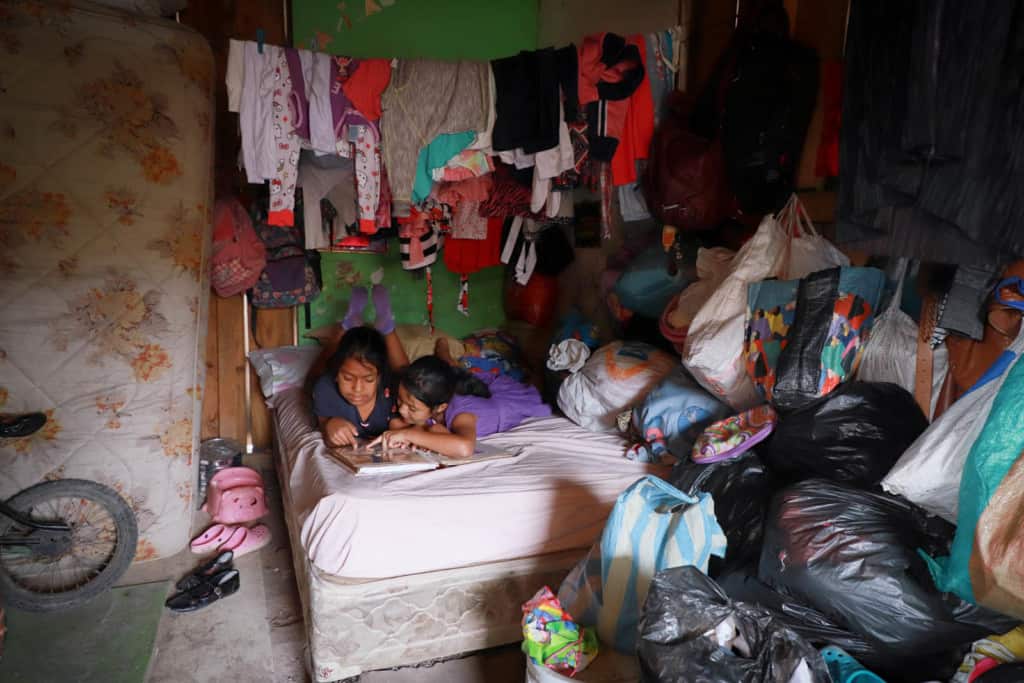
760, 381, 927, 487
557, 476, 726, 654
638, 566, 829, 683
759, 480, 1017, 676
883, 325, 1024, 522
924, 350, 1024, 621
625, 366, 730, 464
557, 342, 676, 433
669, 452, 775, 576
770, 266, 886, 412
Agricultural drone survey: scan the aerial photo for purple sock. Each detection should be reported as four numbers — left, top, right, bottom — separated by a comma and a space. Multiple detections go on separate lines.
342, 286, 368, 330
372, 284, 394, 334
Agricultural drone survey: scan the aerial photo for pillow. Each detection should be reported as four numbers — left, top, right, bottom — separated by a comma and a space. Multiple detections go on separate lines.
460, 329, 528, 382
304, 323, 466, 362
557, 341, 677, 432
393, 324, 466, 362
247, 345, 321, 399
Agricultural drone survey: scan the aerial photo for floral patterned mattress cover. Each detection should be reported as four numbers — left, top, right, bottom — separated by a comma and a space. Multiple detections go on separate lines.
0, 1, 213, 561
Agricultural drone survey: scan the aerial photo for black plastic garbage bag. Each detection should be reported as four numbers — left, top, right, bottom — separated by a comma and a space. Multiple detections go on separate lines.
719, 570, 964, 682
761, 381, 928, 486
759, 481, 1018, 679
638, 565, 829, 683
669, 452, 774, 577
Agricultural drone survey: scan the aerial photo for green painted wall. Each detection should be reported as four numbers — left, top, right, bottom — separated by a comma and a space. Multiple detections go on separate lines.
293, 0, 538, 60
292, 0, 537, 343
304, 252, 506, 344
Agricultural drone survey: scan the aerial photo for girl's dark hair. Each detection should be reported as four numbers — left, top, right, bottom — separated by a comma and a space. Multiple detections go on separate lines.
402, 356, 491, 409
326, 326, 389, 386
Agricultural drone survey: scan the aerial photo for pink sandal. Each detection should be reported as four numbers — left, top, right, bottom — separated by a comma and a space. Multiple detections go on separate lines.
225, 524, 271, 558
190, 524, 240, 554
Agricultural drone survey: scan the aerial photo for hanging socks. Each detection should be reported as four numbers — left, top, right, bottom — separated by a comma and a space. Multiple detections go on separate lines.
372, 284, 395, 334
343, 286, 368, 330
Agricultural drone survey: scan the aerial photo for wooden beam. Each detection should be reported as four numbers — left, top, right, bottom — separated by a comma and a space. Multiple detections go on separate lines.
249, 308, 295, 450
201, 296, 220, 440
215, 295, 247, 444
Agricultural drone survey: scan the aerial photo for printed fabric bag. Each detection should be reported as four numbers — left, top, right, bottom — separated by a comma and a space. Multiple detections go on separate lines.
211, 198, 266, 297
744, 278, 799, 402
251, 204, 321, 309
521, 587, 599, 677
557, 475, 726, 654
691, 404, 778, 464
924, 350, 1024, 620
770, 266, 886, 413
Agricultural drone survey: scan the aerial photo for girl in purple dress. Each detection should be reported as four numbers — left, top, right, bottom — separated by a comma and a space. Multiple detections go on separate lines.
372, 356, 551, 458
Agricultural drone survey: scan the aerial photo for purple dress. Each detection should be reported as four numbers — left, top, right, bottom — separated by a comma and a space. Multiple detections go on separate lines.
445, 375, 551, 437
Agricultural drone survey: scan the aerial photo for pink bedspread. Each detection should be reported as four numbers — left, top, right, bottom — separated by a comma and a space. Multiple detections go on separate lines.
271, 388, 667, 580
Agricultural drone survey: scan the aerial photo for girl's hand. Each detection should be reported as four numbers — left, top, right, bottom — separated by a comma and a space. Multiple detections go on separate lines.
371, 430, 413, 450
325, 418, 359, 448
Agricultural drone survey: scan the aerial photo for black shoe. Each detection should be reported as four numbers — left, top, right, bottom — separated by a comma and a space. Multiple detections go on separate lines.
165, 569, 240, 613
0, 413, 47, 438
175, 550, 234, 592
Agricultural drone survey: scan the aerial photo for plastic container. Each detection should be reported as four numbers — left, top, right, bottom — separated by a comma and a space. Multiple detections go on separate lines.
197, 438, 243, 510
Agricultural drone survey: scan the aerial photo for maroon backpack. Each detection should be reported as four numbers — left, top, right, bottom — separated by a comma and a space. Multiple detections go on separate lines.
643, 94, 732, 232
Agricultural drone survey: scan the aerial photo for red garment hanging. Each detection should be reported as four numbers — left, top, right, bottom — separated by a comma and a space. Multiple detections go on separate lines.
610, 34, 655, 186
443, 217, 503, 275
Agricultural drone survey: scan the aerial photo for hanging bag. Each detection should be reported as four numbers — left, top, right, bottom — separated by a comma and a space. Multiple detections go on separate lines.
251, 203, 321, 309
210, 198, 267, 297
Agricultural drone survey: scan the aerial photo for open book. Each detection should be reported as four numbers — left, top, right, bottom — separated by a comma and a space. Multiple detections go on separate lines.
327, 441, 515, 475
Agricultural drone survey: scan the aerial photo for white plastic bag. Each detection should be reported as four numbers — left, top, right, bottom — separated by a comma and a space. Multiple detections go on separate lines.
858, 259, 948, 418
778, 194, 850, 279
557, 342, 677, 433
665, 247, 735, 330
682, 214, 788, 409
682, 195, 847, 410
882, 327, 1024, 522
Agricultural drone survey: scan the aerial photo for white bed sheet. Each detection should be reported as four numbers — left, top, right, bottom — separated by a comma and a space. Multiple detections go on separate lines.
271, 387, 667, 580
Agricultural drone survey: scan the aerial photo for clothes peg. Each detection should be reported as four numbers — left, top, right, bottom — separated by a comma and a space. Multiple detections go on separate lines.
256, 28, 265, 54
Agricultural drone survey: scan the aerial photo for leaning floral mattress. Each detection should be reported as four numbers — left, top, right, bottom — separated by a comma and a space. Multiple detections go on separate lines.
0, 0, 214, 561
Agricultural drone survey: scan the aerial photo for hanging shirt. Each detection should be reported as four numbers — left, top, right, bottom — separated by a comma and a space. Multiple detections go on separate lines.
381, 59, 490, 202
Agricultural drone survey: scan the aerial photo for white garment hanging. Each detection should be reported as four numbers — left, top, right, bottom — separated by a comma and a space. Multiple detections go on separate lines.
239, 42, 281, 183
308, 52, 337, 156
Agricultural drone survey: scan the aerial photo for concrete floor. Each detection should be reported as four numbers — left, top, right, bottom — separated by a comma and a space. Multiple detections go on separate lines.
119, 454, 534, 683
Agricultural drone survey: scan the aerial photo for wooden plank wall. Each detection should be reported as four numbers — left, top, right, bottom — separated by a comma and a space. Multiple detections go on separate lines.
181, 0, 295, 450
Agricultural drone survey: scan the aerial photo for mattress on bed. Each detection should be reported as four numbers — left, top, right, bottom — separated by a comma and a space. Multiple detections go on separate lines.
271, 387, 667, 580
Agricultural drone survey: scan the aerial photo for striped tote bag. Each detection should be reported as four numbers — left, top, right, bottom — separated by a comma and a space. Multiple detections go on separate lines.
558, 475, 727, 653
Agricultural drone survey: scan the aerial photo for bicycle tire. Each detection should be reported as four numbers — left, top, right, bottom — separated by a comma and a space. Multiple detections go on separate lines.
0, 479, 138, 612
